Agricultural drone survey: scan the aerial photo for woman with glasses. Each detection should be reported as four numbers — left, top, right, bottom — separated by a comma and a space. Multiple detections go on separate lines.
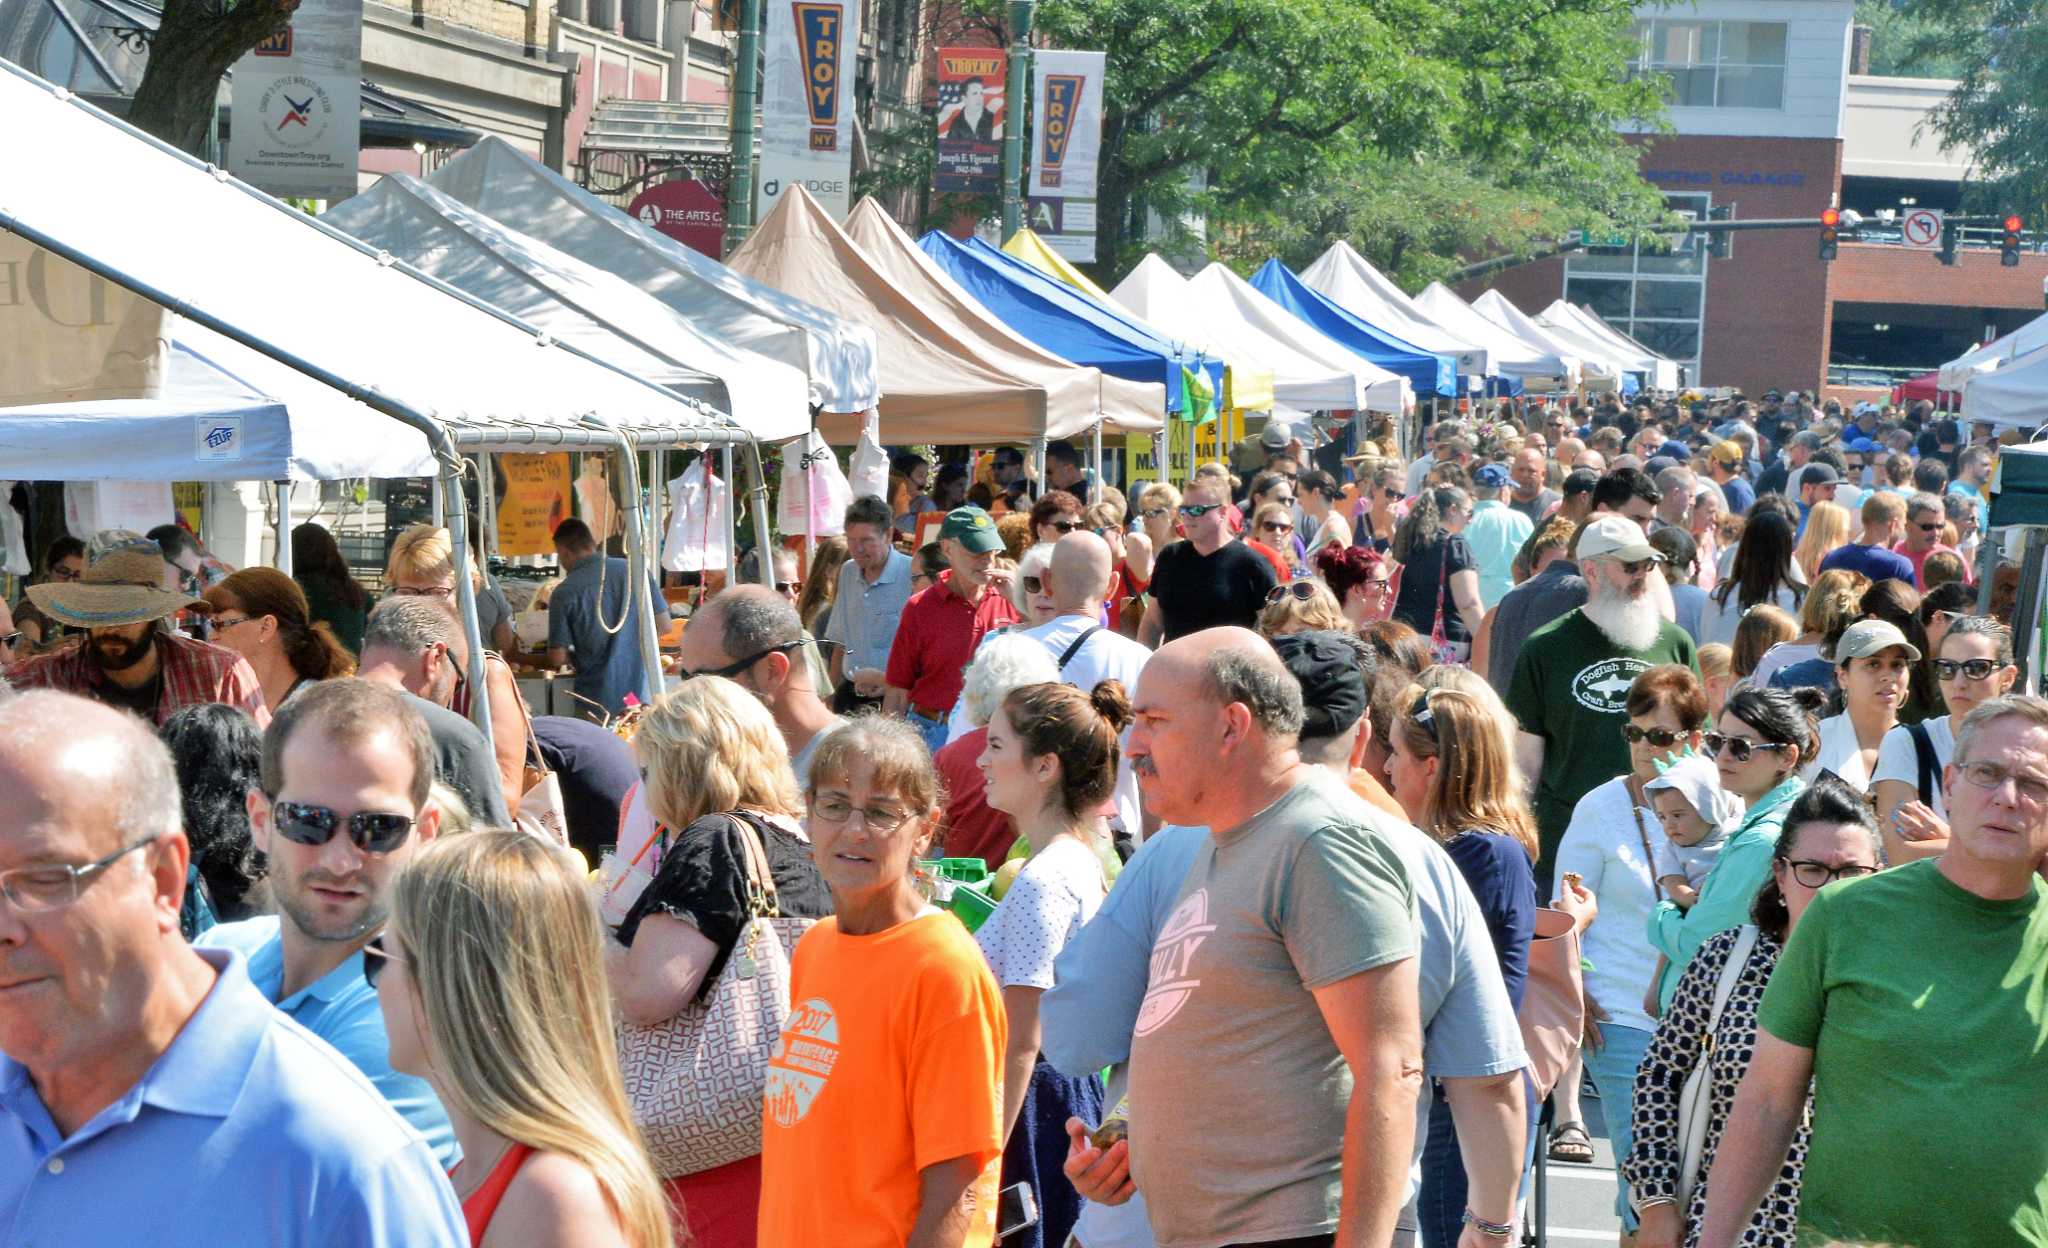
1548, 666, 1707, 1192
1388, 485, 1484, 660
1647, 685, 1823, 1015
1028, 490, 1087, 547
1007, 543, 1060, 628
1383, 686, 1539, 1247
201, 568, 356, 713
975, 680, 1127, 1248
1315, 543, 1395, 631
607, 676, 831, 1248
13, 534, 85, 653
1256, 579, 1351, 638
1871, 615, 2019, 864
1623, 776, 1881, 1248
1251, 502, 1304, 577
1357, 466, 1405, 554
759, 718, 1008, 1247
1297, 469, 1351, 560
375, 831, 672, 1248
1133, 482, 1182, 560
1701, 508, 1806, 648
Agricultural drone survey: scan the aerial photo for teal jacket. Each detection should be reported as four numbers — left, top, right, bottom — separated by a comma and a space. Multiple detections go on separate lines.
1647, 775, 1803, 1011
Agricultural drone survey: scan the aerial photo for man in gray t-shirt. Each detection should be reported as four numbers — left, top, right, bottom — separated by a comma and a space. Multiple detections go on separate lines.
1119, 629, 1421, 1248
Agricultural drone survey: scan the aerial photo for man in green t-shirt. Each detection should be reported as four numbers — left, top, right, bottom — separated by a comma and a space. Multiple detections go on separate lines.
1698, 695, 2048, 1248
1505, 514, 1698, 890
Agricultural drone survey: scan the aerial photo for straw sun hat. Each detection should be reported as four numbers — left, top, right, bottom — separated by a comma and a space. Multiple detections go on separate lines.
25, 537, 202, 628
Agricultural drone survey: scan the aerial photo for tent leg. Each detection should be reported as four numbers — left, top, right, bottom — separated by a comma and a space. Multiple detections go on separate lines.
430, 473, 445, 527
722, 445, 737, 588
1090, 422, 1103, 506
1154, 426, 1167, 489
1033, 438, 1047, 498
274, 481, 293, 573
479, 453, 497, 559
443, 460, 493, 749
741, 442, 775, 589
804, 438, 816, 574
646, 448, 665, 580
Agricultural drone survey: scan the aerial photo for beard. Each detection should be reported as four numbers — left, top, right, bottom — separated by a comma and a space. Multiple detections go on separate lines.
1582, 578, 1662, 652
88, 629, 155, 674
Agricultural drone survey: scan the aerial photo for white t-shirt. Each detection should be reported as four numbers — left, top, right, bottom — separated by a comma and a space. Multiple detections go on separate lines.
1803, 712, 1885, 792
1751, 640, 1822, 689
1700, 580, 1803, 648
1871, 714, 1957, 821
1552, 775, 1666, 1035
974, 835, 1105, 989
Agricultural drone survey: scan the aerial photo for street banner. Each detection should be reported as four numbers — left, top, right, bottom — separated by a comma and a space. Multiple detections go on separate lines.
934, 46, 1005, 194
1029, 50, 1104, 260
0, 237, 168, 404
757, 0, 860, 222
228, 0, 362, 201
494, 453, 573, 556
627, 178, 726, 257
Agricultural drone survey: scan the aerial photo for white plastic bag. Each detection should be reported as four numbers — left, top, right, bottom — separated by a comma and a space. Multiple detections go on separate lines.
848, 410, 889, 502
778, 431, 851, 538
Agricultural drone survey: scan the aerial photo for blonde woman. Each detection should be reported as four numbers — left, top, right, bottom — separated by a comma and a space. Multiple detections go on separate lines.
386, 524, 529, 814
1793, 500, 1851, 583
609, 676, 831, 1248
374, 831, 670, 1248
1257, 580, 1351, 638
1133, 481, 1181, 567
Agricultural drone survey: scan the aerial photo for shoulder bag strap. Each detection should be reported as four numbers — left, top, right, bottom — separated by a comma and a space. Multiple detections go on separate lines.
1057, 624, 1105, 671
1907, 721, 1941, 806
1627, 778, 1659, 881
725, 812, 781, 918
1702, 925, 1760, 1047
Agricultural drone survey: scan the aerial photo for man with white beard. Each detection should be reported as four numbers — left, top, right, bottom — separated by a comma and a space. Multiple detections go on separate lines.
1505, 515, 1699, 893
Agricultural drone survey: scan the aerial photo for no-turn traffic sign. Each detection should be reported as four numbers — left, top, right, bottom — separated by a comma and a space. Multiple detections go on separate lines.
1902, 208, 1944, 249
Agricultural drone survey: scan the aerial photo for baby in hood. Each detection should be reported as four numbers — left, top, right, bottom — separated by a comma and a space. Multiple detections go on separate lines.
1643, 752, 1745, 910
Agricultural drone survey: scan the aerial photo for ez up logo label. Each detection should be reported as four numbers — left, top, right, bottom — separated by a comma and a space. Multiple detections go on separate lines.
794, 2, 843, 152
1038, 75, 1083, 188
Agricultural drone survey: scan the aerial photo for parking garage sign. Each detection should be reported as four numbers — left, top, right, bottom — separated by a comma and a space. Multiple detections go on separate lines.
1902, 208, 1944, 249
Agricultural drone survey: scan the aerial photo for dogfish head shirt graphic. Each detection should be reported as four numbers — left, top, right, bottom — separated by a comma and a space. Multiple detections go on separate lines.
1127, 782, 1417, 1248
757, 911, 1008, 1248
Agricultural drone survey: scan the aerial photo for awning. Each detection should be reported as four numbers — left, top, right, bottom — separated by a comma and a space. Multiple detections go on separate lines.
1250, 258, 1455, 398
1472, 290, 1624, 391
1939, 315, 2048, 393
1190, 262, 1410, 412
1415, 283, 1580, 389
1300, 240, 1491, 378
1539, 301, 1680, 391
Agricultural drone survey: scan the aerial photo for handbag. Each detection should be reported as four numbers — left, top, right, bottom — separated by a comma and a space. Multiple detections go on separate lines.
615, 813, 816, 1177
508, 673, 569, 848
1427, 540, 1470, 666
1675, 924, 1759, 1211
1516, 906, 1586, 1102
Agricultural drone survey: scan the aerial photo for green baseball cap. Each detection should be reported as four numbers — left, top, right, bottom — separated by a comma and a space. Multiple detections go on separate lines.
938, 505, 1003, 553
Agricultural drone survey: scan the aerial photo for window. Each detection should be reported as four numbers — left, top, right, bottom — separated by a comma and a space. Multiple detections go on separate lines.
1562, 192, 1710, 384
1629, 20, 1787, 111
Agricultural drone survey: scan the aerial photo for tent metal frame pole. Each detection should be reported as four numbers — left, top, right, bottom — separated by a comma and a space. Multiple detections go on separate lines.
722, 445, 738, 587
1089, 422, 1103, 506
274, 481, 293, 574
479, 452, 497, 559
430, 473, 445, 527
579, 417, 664, 708
1032, 438, 1047, 497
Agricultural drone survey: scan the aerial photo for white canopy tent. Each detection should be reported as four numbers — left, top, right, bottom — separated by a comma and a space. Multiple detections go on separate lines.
0, 61, 774, 742
1939, 314, 2048, 393
429, 136, 881, 417
1961, 349, 2048, 430
1300, 240, 1492, 378
1415, 283, 1580, 391
324, 174, 810, 441
1471, 290, 1624, 392
1539, 301, 1681, 391
1190, 263, 1410, 412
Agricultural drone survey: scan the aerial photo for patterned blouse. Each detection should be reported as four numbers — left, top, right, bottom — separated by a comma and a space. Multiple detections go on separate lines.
1622, 924, 1809, 1248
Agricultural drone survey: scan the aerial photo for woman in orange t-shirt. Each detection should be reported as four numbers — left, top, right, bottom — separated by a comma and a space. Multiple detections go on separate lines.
758, 718, 1009, 1248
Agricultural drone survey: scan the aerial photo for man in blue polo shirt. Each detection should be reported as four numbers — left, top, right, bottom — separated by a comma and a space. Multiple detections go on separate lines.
546, 516, 670, 717
197, 678, 457, 1166
0, 691, 463, 1245
1818, 492, 1914, 586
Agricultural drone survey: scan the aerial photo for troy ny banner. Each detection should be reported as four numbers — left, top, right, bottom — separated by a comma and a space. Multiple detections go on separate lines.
758, 0, 860, 221
1028, 50, 1104, 262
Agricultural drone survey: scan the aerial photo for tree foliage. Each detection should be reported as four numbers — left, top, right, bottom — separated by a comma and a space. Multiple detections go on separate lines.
1897, 0, 2048, 215
1854, 0, 1966, 77
128, 0, 301, 155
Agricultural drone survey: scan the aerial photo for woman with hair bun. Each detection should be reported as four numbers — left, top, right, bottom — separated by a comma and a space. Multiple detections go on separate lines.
1315, 543, 1395, 630
202, 567, 356, 712
975, 679, 1130, 1248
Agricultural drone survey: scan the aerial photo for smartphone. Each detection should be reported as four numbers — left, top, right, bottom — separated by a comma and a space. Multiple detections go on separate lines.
996, 1182, 1040, 1240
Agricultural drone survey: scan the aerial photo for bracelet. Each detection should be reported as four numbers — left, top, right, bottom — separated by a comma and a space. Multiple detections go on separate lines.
1462, 1208, 1514, 1238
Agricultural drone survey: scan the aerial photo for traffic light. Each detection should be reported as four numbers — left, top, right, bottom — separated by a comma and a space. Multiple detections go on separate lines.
1819, 208, 1840, 261
2003, 214, 2024, 267
1707, 203, 1732, 259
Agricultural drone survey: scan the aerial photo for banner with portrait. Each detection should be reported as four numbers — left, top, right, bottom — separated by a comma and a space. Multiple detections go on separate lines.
934, 46, 1006, 194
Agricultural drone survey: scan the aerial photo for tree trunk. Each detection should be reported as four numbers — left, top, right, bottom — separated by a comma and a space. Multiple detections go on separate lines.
127, 0, 302, 156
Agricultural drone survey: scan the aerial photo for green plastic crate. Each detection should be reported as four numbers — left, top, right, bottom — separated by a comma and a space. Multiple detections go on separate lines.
941, 880, 998, 933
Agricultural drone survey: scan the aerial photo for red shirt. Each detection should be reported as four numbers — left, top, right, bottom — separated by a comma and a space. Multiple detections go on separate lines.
7, 631, 270, 728
884, 570, 1021, 715
1893, 540, 1972, 590
935, 726, 1017, 871
1245, 539, 1293, 583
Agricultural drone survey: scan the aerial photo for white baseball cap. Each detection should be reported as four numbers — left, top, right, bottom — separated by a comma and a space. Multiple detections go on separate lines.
1577, 514, 1662, 564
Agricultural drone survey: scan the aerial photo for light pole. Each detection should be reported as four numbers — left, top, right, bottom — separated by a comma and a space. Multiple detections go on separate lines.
723, 0, 765, 256
999, 0, 1035, 242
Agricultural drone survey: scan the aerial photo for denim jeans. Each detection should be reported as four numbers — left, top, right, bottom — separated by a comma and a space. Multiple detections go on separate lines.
1581, 1022, 1656, 1228
906, 706, 950, 755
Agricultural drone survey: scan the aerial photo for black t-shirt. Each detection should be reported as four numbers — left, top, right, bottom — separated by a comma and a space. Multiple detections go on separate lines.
617, 811, 834, 999
1391, 532, 1475, 642
531, 714, 639, 859
1149, 539, 1278, 641
401, 692, 514, 828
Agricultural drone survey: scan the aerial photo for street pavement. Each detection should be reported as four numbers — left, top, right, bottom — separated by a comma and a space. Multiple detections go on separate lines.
1530, 1086, 1626, 1245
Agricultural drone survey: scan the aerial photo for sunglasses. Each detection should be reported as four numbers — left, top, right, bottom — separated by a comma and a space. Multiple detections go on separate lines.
393, 585, 455, 598
686, 638, 808, 679
1701, 733, 1791, 763
1265, 582, 1319, 605
272, 800, 416, 854
1614, 557, 1658, 576
50, 565, 82, 582
1141, 507, 1170, 520
362, 936, 404, 989
1046, 519, 1084, 534
0, 630, 18, 650
1917, 522, 1942, 532
1261, 521, 1295, 534
1622, 725, 1689, 747
1179, 503, 1224, 518
1934, 658, 2003, 681
1022, 575, 1045, 595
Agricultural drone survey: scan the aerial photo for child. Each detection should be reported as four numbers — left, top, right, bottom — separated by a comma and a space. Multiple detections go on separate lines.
1644, 753, 1743, 910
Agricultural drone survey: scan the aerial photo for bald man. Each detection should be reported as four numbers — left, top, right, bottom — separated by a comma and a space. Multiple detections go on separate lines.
1063, 627, 1422, 1248
0, 691, 464, 1243
676, 585, 845, 788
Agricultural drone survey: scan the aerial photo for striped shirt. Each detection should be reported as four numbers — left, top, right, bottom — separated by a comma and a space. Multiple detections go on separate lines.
6, 632, 269, 727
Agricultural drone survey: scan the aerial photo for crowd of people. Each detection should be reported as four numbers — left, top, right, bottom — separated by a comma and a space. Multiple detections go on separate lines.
4, 384, 2048, 1248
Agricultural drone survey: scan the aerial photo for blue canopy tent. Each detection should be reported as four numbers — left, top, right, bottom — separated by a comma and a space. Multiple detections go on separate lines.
917, 230, 1224, 416
1250, 259, 1456, 398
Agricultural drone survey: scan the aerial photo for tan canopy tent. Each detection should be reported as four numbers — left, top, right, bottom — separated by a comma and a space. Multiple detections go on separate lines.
730, 185, 1098, 444
841, 200, 1163, 435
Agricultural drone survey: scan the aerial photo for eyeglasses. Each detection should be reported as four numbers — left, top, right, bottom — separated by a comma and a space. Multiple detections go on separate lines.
1140, 507, 1170, 520
272, 801, 416, 854
1022, 575, 1045, 595
1265, 582, 1320, 606
1782, 859, 1880, 888
1935, 658, 2003, 681
393, 585, 455, 599
1701, 733, 1792, 763
1622, 725, 1689, 747
49, 565, 82, 582
1359, 578, 1391, 597
0, 834, 161, 912
1614, 558, 1657, 576
1178, 503, 1224, 519
1260, 521, 1295, 534
685, 638, 808, 680
1956, 759, 2048, 808
1409, 692, 1440, 737
1046, 519, 1084, 534
810, 795, 918, 833
1916, 522, 1942, 533
210, 614, 255, 631
362, 935, 407, 989
0, 631, 18, 650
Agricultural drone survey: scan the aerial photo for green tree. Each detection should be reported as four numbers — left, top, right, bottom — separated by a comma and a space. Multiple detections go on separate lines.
128, 0, 301, 155
1897, 0, 2048, 214
1855, 0, 1967, 78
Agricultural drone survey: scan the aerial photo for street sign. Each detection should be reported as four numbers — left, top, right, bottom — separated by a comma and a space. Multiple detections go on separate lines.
1902, 207, 1944, 249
